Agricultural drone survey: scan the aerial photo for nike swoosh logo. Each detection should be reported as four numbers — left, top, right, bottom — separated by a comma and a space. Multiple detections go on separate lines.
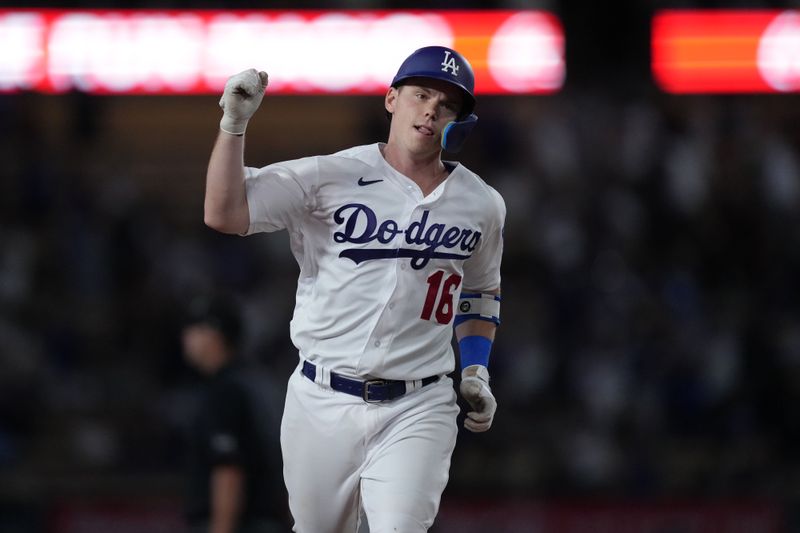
358, 177, 384, 186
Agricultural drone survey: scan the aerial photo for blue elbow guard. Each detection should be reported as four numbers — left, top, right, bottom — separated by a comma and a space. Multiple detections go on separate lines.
459, 335, 492, 369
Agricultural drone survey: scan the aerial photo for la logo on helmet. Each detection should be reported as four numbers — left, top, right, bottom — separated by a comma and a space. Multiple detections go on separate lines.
441, 50, 460, 76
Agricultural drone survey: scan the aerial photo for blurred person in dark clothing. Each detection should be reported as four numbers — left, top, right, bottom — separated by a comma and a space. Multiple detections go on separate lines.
180, 293, 288, 533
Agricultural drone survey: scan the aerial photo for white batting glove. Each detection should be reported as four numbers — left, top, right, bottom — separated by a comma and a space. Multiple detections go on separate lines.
218, 69, 269, 135
459, 365, 496, 433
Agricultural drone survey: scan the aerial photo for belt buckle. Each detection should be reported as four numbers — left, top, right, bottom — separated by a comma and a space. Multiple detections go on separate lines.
363, 379, 388, 403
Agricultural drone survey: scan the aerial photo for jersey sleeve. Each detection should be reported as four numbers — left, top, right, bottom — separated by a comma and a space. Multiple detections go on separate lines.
242, 156, 319, 234
206, 380, 247, 466
461, 188, 506, 292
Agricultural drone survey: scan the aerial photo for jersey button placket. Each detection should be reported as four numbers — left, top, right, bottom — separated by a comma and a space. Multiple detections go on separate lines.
399, 199, 421, 273
367, 217, 404, 357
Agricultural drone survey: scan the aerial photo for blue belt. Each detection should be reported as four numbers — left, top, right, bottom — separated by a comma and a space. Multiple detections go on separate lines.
301, 360, 439, 403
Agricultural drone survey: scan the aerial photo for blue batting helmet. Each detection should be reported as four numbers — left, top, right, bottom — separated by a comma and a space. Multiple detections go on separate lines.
391, 45, 476, 117
390, 46, 478, 153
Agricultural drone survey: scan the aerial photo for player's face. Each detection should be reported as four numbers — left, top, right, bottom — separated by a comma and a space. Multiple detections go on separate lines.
385, 79, 463, 156
182, 323, 228, 374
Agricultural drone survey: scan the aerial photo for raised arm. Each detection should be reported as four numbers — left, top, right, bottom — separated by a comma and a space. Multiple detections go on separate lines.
204, 69, 269, 235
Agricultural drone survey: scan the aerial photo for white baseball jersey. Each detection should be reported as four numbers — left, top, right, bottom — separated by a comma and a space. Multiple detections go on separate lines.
243, 142, 505, 380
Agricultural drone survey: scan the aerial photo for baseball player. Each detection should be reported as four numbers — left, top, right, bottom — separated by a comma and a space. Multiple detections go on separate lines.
204, 46, 505, 533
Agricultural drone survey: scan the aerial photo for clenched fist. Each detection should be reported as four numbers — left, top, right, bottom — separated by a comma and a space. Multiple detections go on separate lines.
219, 69, 269, 135
459, 365, 496, 432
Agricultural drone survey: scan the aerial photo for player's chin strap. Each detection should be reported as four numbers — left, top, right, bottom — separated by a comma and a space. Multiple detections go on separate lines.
441, 114, 478, 153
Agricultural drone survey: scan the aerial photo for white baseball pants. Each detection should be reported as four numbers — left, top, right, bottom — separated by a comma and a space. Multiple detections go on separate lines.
280, 363, 459, 533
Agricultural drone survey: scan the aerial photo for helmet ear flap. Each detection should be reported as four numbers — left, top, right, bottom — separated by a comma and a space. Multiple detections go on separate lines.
441, 114, 478, 153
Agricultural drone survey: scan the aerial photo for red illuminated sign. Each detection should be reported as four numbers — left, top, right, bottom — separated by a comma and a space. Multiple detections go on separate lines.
653, 10, 800, 93
0, 9, 564, 95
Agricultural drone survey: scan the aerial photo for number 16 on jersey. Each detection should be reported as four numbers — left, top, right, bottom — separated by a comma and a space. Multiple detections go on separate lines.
420, 270, 462, 325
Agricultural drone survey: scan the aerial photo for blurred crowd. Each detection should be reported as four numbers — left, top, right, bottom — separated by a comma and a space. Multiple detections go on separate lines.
458, 91, 800, 504
3, 22, 800, 532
